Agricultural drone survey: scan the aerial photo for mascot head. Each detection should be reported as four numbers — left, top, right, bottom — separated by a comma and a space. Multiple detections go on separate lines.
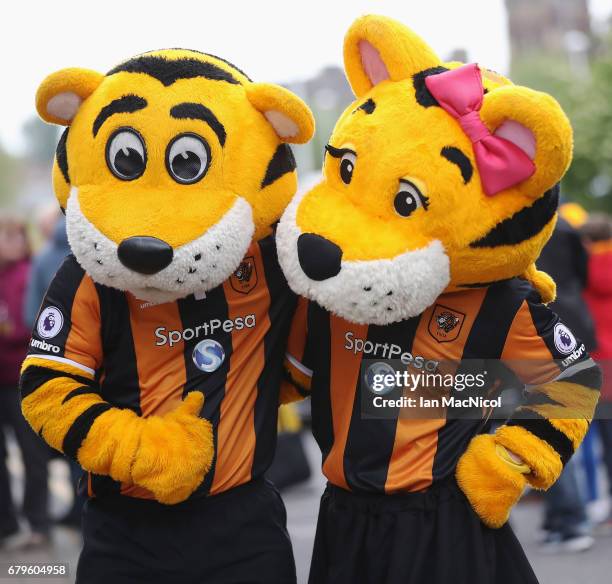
277, 15, 572, 325
36, 49, 314, 303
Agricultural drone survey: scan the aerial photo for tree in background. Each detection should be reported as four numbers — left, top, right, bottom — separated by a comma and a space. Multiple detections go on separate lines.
507, 0, 612, 213
512, 31, 612, 213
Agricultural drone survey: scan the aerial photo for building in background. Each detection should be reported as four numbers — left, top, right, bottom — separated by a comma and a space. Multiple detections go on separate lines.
506, 0, 592, 60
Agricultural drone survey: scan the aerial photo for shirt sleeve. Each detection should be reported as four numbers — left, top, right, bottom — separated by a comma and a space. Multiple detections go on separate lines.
500, 289, 593, 386
493, 287, 601, 488
25, 256, 103, 377
282, 297, 313, 400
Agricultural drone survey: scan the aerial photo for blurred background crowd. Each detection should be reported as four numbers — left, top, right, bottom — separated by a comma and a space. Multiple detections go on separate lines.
1, 0, 611, 582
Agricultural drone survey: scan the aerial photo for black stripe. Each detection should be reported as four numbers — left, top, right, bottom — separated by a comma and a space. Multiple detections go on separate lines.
92, 95, 147, 137
170, 102, 226, 146
561, 364, 602, 390
107, 56, 240, 87
432, 279, 533, 478
343, 316, 421, 492
261, 144, 296, 189
253, 237, 296, 477
308, 304, 333, 462
354, 98, 376, 114
157, 49, 252, 81
20, 365, 95, 401
83, 285, 137, 497
62, 386, 99, 404
199, 52, 252, 81
470, 185, 560, 248
412, 66, 450, 108
507, 409, 575, 465
432, 420, 483, 482
97, 287, 141, 413
525, 289, 560, 359
62, 403, 113, 459
441, 146, 473, 184
28, 255, 85, 360
461, 278, 529, 359
178, 285, 231, 496
523, 392, 564, 408
283, 368, 311, 397
56, 128, 70, 184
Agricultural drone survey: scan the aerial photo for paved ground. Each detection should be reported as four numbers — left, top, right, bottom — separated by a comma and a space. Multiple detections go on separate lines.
1, 434, 611, 583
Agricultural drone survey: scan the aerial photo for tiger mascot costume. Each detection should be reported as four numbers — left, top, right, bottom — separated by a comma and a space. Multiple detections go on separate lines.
279, 16, 601, 584
22, 49, 313, 583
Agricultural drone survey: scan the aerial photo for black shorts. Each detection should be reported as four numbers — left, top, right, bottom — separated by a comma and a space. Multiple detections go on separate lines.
77, 478, 296, 584
309, 481, 539, 584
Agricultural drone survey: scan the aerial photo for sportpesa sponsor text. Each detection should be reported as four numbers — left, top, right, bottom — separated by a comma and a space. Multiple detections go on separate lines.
345, 331, 438, 371
155, 314, 256, 347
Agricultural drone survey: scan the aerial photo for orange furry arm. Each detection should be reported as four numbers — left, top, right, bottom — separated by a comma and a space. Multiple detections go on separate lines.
457, 296, 601, 528
20, 357, 213, 504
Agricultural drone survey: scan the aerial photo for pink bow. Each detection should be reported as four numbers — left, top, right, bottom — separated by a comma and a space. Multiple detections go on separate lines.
424, 63, 535, 196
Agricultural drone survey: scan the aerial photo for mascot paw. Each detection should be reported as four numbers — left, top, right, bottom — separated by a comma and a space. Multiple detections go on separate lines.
456, 434, 528, 528
131, 392, 214, 504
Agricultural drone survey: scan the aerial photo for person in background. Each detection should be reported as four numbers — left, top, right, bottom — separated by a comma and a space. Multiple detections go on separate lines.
23, 214, 70, 329
23, 212, 80, 528
536, 212, 597, 552
0, 215, 50, 548
582, 213, 612, 532
36, 204, 62, 246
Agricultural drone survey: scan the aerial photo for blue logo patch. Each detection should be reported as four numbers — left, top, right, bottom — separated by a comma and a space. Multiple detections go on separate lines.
554, 323, 577, 355
364, 362, 397, 396
37, 306, 64, 339
192, 339, 225, 373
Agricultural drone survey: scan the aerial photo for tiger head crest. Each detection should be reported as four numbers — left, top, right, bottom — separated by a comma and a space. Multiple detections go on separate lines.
277, 15, 572, 325
36, 49, 314, 303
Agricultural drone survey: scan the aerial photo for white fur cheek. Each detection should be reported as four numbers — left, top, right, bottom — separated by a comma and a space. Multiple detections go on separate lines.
66, 188, 255, 302
333, 242, 451, 325
276, 191, 311, 298
276, 197, 450, 326
306, 241, 450, 325
66, 190, 121, 288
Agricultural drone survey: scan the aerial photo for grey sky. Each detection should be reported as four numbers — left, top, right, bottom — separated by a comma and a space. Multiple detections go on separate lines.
1, 0, 610, 154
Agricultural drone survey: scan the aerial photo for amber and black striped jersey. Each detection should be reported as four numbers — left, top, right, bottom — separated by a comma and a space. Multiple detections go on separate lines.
21, 236, 295, 499
285, 277, 600, 494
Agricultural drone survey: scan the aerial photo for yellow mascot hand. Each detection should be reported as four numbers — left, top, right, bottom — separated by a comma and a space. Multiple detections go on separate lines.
131, 392, 214, 505
456, 434, 529, 528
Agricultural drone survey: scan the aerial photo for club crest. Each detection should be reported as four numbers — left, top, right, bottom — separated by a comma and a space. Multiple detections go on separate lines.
428, 304, 465, 343
230, 256, 258, 294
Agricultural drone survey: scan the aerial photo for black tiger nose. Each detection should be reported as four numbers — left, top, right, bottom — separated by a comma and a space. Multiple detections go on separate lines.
117, 236, 173, 275
297, 233, 342, 281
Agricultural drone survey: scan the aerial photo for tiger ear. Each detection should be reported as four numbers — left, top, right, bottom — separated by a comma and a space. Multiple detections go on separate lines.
480, 85, 573, 198
343, 15, 441, 97
246, 83, 315, 144
36, 68, 104, 125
